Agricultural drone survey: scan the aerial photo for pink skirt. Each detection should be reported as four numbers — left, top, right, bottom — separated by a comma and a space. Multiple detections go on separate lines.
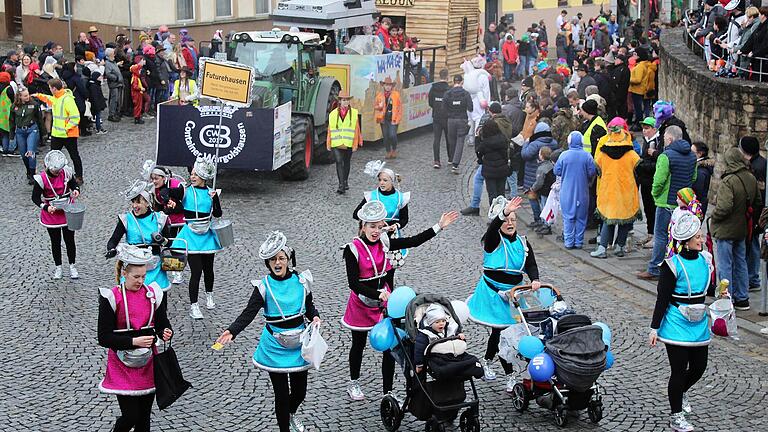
40, 208, 67, 228
341, 288, 389, 331
99, 349, 156, 396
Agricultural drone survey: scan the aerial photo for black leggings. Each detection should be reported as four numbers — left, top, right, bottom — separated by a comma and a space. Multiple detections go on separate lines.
114, 393, 154, 432
349, 330, 395, 393
47, 227, 76, 266
50, 136, 83, 179
187, 254, 215, 304
665, 344, 708, 414
332, 147, 352, 187
485, 328, 515, 375
269, 371, 308, 432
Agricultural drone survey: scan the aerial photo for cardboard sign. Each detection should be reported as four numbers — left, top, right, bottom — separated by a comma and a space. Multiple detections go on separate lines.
198, 59, 254, 106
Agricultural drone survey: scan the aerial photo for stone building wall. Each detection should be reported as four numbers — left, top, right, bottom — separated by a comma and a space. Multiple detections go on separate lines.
658, 27, 768, 160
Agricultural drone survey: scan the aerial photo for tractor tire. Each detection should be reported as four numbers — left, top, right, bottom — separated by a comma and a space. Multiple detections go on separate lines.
313, 81, 341, 165
278, 115, 314, 181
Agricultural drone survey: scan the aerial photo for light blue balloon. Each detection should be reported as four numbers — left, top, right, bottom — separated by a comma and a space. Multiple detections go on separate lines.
370, 318, 395, 352
389, 328, 408, 350
387, 286, 416, 319
528, 353, 556, 382
594, 322, 612, 347
518, 335, 545, 359
605, 351, 615, 370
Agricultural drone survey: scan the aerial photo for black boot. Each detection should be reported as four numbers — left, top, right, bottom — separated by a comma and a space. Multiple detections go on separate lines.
26, 168, 34, 185
343, 181, 349, 190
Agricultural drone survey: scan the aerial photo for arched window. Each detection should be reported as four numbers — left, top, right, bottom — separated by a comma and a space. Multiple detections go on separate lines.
459, 17, 468, 51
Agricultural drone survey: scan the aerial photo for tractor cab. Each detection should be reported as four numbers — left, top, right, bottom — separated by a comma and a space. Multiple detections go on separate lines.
230, 30, 327, 111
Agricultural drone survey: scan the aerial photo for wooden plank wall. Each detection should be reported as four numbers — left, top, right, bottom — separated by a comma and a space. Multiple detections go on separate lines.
379, 0, 480, 77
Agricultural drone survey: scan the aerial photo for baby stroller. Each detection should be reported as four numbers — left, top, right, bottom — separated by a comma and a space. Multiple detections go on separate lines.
507, 285, 606, 428
380, 294, 483, 432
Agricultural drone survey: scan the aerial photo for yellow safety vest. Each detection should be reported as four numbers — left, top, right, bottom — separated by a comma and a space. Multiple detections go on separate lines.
51, 89, 80, 138
328, 107, 358, 148
582, 115, 606, 155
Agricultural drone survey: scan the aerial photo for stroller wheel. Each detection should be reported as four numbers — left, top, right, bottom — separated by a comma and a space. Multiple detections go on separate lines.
587, 400, 603, 423
459, 410, 481, 432
380, 395, 403, 432
554, 406, 568, 427
425, 419, 447, 432
511, 383, 529, 413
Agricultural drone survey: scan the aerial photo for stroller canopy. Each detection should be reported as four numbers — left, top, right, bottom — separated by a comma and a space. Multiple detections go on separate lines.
403, 294, 463, 340
545, 325, 607, 392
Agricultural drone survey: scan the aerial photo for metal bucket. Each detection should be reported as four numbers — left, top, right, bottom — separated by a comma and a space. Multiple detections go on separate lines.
63, 202, 86, 231
211, 219, 234, 248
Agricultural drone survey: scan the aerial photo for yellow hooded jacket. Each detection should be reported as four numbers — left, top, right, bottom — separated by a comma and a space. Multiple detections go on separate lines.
594, 129, 642, 224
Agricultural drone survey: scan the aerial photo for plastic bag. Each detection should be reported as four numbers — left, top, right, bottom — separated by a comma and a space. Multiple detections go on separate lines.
498, 323, 539, 363
300, 322, 328, 370
709, 299, 738, 339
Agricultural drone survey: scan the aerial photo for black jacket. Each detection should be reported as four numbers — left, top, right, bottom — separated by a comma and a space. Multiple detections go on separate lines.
692, 157, 714, 213
609, 63, 630, 105
87, 74, 107, 113
60, 68, 88, 113
741, 19, 768, 58
637, 133, 660, 185
428, 81, 450, 121
478, 133, 512, 180
442, 86, 472, 120
658, 116, 691, 145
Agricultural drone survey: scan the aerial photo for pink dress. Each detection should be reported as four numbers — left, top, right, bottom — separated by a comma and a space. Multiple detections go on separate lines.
99, 284, 161, 396
341, 238, 392, 331
34, 170, 72, 228
155, 178, 186, 227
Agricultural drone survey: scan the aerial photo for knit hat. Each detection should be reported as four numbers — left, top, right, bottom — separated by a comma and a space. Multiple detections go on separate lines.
0, 72, 11, 84
738, 136, 760, 156
581, 99, 598, 115
424, 304, 448, 326
521, 76, 533, 88
677, 187, 696, 205
536, 60, 548, 71
607, 117, 628, 132
534, 122, 551, 134
489, 101, 502, 114
705, 0, 717, 6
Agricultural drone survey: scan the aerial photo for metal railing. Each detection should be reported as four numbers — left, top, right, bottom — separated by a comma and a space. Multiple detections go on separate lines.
402, 45, 446, 89
682, 10, 768, 83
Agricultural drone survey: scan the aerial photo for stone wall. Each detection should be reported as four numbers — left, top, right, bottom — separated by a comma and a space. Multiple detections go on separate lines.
658, 27, 768, 157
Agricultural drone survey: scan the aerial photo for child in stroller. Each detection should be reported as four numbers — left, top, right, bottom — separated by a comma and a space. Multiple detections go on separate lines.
380, 294, 483, 432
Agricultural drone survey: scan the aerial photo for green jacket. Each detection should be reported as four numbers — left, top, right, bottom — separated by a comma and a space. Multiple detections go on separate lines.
710, 147, 763, 240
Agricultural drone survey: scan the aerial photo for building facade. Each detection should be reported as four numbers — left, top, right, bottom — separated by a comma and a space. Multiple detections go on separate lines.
0, 0, 276, 49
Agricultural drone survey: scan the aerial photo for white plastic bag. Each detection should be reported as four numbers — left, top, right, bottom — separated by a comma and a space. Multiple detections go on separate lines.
709, 299, 738, 339
300, 322, 328, 370
498, 323, 539, 363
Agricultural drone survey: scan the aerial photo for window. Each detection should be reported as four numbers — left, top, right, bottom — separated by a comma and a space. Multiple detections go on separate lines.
63, 0, 71, 17
177, 0, 194, 21
216, 0, 232, 17
43, 0, 54, 15
256, 0, 270, 14
459, 17, 468, 51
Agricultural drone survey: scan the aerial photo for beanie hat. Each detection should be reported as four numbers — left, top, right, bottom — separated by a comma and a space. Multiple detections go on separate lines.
581, 99, 598, 115
534, 122, 551, 134
521, 76, 533, 87
677, 187, 696, 205
489, 101, 502, 114
705, 0, 718, 6
556, 97, 569, 109
424, 304, 448, 326
0, 72, 11, 84
739, 136, 760, 156
537, 60, 548, 71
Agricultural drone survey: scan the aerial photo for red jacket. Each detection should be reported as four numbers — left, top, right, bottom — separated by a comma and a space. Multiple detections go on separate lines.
502, 40, 518, 64
376, 27, 391, 51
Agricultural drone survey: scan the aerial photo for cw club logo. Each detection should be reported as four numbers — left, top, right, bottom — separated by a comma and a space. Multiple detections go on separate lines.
184, 120, 247, 164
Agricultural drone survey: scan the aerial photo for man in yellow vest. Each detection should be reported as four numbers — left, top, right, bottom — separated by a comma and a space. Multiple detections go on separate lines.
327, 90, 362, 194
33, 79, 83, 183
579, 99, 606, 157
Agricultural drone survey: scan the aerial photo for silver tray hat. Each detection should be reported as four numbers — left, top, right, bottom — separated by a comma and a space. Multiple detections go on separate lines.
357, 200, 388, 223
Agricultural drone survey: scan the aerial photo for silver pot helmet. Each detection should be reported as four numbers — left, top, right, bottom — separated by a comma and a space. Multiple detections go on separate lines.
122, 179, 152, 203
488, 195, 509, 220
44, 150, 68, 171
142, 159, 168, 181
258, 231, 296, 267
671, 211, 702, 242
116, 243, 154, 265
192, 157, 216, 181
364, 159, 398, 186
357, 200, 388, 223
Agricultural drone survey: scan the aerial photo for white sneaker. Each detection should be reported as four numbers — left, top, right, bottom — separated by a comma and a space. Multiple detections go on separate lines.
53, 266, 62, 280
172, 272, 183, 284
289, 414, 305, 432
669, 412, 694, 432
347, 380, 365, 401
505, 374, 516, 393
481, 359, 497, 381
206, 292, 216, 309
189, 303, 204, 320
761, 327, 768, 335
681, 393, 692, 414
69, 264, 79, 279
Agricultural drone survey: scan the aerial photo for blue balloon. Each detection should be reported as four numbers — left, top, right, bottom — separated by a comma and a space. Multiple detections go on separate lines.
528, 353, 556, 382
518, 335, 545, 359
389, 328, 408, 350
387, 286, 416, 319
594, 322, 612, 347
605, 351, 615, 370
370, 318, 395, 352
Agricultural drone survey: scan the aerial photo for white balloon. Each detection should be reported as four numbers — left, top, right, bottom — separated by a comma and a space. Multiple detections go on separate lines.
450, 300, 470, 325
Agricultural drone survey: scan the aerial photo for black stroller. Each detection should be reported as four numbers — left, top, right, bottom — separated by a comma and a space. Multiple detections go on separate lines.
508, 285, 607, 427
380, 294, 483, 432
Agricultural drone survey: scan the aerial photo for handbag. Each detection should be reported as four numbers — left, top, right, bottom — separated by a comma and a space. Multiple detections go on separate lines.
153, 339, 192, 410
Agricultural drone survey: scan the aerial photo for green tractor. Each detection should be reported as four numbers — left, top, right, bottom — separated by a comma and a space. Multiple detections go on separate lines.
229, 30, 340, 180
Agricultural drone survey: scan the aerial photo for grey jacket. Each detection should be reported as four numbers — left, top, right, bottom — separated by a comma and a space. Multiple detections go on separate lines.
104, 59, 123, 88
694, 5, 726, 38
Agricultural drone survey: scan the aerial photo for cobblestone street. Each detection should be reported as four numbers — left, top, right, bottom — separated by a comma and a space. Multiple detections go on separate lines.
1, 119, 767, 432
